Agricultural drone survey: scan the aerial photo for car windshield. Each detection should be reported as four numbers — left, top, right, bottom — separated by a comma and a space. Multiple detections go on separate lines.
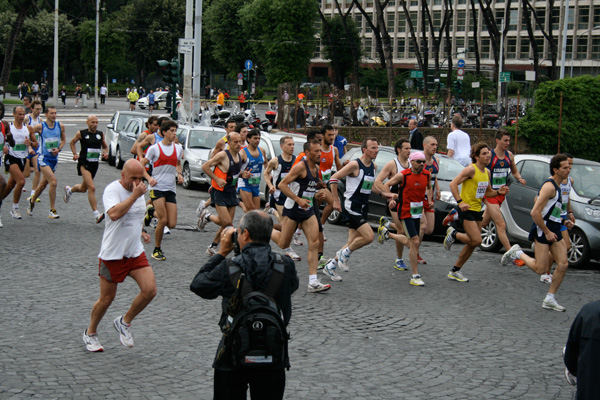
188, 130, 219, 149
116, 114, 137, 131
571, 163, 600, 199
437, 157, 465, 181
271, 137, 305, 157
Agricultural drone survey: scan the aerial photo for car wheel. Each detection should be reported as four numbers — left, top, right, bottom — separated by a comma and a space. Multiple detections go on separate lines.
115, 146, 124, 170
567, 228, 590, 268
480, 221, 502, 252
182, 164, 195, 190
107, 145, 116, 166
327, 193, 344, 225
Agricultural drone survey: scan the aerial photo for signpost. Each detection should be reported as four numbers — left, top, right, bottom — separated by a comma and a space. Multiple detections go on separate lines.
410, 70, 423, 78
178, 38, 194, 55
457, 59, 465, 68
499, 72, 511, 83
245, 59, 253, 70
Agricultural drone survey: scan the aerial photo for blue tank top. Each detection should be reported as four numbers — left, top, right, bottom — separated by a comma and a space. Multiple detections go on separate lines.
40, 121, 61, 158
487, 149, 511, 190
241, 147, 264, 187
154, 132, 164, 143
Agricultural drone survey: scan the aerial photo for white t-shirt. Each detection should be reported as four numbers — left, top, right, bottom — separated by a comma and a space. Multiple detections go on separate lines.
98, 180, 146, 260
447, 129, 471, 167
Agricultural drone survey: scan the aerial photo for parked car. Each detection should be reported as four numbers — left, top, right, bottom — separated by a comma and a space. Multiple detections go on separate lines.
480, 154, 600, 268
115, 116, 148, 169
177, 124, 226, 189
258, 131, 307, 202
328, 146, 464, 235
137, 91, 182, 110
105, 111, 148, 166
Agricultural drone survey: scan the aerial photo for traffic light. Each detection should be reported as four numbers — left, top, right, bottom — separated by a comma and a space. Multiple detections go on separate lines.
453, 80, 462, 94
243, 69, 249, 81
248, 69, 255, 81
156, 58, 180, 84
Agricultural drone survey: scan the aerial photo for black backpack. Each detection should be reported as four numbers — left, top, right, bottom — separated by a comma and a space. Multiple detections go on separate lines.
223, 254, 289, 370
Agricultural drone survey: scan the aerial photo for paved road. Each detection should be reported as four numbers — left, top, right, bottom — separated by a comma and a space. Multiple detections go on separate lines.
1, 133, 599, 399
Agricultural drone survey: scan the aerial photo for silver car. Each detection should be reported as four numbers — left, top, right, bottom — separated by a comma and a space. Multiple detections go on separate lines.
480, 154, 600, 268
177, 125, 226, 189
106, 111, 148, 166
115, 117, 147, 169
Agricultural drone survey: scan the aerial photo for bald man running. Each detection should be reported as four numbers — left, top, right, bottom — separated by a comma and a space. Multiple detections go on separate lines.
63, 115, 109, 223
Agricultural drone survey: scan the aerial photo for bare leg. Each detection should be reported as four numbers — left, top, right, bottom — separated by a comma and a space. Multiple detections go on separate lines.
123, 267, 157, 324
454, 220, 483, 268
88, 277, 117, 334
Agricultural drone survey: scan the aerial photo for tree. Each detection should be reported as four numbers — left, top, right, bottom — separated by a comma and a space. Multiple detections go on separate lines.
320, 15, 361, 90
0, 0, 33, 93
333, 0, 361, 96
240, 0, 318, 84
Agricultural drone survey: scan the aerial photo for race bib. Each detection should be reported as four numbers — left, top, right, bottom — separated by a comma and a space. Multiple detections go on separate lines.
45, 140, 58, 150
410, 201, 423, 219
301, 191, 315, 209
360, 176, 375, 194
14, 143, 26, 151
476, 181, 488, 199
86, 147, 101, 161
491, 168, 509, 189
248, 172, 260, 186
321, 169, 331, 183
549, 203, 562, 223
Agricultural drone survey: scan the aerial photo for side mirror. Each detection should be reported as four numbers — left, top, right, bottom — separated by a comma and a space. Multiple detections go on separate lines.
107, 123, 114, 130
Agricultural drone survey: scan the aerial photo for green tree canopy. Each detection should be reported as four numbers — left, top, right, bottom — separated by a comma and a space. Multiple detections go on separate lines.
321, 15, 361, 89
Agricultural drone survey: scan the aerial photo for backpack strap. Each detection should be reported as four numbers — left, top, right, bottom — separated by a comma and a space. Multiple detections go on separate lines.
227, 253, 285, 298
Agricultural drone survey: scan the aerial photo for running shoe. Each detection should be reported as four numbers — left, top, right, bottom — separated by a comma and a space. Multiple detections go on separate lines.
82, 329, 104, 352
394, 258, 408, 271
144, 205, 154, 227
377, 220, 389, 244
35, 197, 41, 203
0, 215, 3, 228
264, 206, 275, 215
307, 279, 331, 293
48, 209, 60, 219
322, 263, 342, 281
164, 226, 171, 235
501, 244, 522, 266
206, 244, 218, 256
95, 213, 105, 224
410, 275, 425, 286
152, 248, 166, 261
317, 256, 327, 270
196, 200, 207, 217
63, 185, 72, 203
150, 217, 158, 228
293, 232, 303, 246
448, 270, 469, 282
113, 316, 134, 347
197, 209, 210, 231
336, 250, 349, 272
417, 254, 427, 264
26, 197, 35, 216
513, 259, 525, 267
10, 208, 22, 219
285, 248, 301, 261
443, 208, 458, 226
443, 227, 456, 251
540, 273, 553, 284
542, 297, 566, 312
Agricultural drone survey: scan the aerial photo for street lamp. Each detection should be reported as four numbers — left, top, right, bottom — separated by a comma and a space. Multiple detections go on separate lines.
570, 25, 600, 78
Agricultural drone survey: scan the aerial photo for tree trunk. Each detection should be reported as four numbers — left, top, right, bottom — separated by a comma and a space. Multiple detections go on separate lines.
353, 0, 386, 70
444, 1, 454, 91
376, 0, 395, 98
0, 0, 33, 96
319, 10, 344, 89
522, 0, 539, 83
334, 0, 361, 97
469, 0, 481, 74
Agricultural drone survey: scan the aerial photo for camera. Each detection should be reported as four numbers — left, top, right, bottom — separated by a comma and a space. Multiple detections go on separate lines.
231, 230, 241, 255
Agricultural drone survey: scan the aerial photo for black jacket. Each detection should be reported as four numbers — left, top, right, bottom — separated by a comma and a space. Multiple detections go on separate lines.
410, 128, 424, 150
190, 242, 299, 370
565, 300, 600, 400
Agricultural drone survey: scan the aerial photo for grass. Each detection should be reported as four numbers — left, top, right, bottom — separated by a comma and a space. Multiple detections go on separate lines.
2, 99, 24, 105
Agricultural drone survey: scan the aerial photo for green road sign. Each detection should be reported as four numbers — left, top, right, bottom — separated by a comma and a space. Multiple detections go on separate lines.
500, 72, 511, 83
410, 70, 423, 78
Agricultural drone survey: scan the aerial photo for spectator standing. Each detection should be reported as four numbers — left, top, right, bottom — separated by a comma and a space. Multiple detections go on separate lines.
446, 115, 471, 167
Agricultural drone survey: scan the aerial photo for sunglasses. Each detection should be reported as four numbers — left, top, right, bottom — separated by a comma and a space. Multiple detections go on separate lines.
413, 160, 426, 164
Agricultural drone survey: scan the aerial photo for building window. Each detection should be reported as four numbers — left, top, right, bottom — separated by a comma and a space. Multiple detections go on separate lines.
520, 39, 530, 59
506, 38, 517, 58
397, 38, 405, 58
434, 0, 442, 5
457, 11, 466, 32
314, 40, 321, 59
536, 37, 544, 57
578, 6, 590, 30
565, 38, 573, 58
364, 38, 372, 57
365, 12, 373, 33
314, 20, 321, 32
535, 8, 546, 31
458, 0, 466, 4
594, 6, 600, 26
568, 7, 575, 30
576, 37, 588, 60
409, 11, 418, 29
355, 14, 363, 34
551, 7, 560, 31
481, 38, 490, 58
433, 11, 442, 29
456, 38, 465, 54
408, 40, 416, 58
398, 18, 406, 33
366, 0, 373, 8
387, 13, 395, 33
508, 9, 518, 31
496, 9, 504, 26
410, 0, 418, 6
592, 38, 600, 59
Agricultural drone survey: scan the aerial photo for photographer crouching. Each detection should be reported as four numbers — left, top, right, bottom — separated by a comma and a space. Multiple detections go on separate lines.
190, 210, 299, 400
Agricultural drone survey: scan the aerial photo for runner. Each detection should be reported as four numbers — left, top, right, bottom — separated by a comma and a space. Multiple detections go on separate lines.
27, 106, 66, 219
141, 120, 184, 261
443, 142, 508, 282
418, 136, 441, 263
323, 137, 393, 281
501, 154, 571, 312
209, 119, 237, 157
374, 139, 411, 270
2, 107, 37, 219
198, 132, 250, 256
481, 129, 527, 265
379, 151, 432, 286
277, 138, 331, 292
0, 118, 13, 227
264, 135, 295, 221
63, 115, 109, 223
133, 116, 160, 171
24, 100, 43, 202
237, 128, 267, 211
82, 159, 157, 352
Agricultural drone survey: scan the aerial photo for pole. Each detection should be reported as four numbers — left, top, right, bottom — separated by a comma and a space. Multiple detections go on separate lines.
497, 18, 505, 113
94, 0, 99, 109
515, 90, 520, 154
52, 0, 59, 106
192, 0, 202, 117
558, 91, 563, 153
183, 0, 193, 122
479, 88, 483, 140
560, 0, 570, 79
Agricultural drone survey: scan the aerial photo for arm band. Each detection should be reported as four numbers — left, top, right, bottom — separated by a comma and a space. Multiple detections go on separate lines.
457, 199, 463, 204
329, 178, 339, 185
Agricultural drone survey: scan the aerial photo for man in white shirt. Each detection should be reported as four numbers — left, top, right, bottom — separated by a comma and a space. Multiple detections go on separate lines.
82, 159, 157, 352
446, 115, 471, 167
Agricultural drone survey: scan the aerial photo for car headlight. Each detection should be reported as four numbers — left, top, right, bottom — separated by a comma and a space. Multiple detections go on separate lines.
195, 159, 204, 167
585, 206, 600, 218
439, 190, 457, 205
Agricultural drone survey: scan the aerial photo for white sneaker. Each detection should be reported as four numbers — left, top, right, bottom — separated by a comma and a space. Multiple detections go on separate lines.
26, 197, 34, 216
307, 279, 331, 293
48, 209, 60, 219
542, 297, 566, 312
501, 244, 522, 266
82, 329, 104, 352
63, 185, 72, 203
448, 270, 469, 282
293, 232, 303, 246
113, 316, 134, 347
540, 273, 553, 284
197, 209, 210, 231
150, 217, 158, 228
195, 200, 207, 217
410, 275, 425, 286
10, 208, 22, 219
322, 262, 342, 281
285, 248, 301, 261
336, 250, 349, 272
164, 226, 171, 234
444, 227, 456, 251
206, 244, 218, 256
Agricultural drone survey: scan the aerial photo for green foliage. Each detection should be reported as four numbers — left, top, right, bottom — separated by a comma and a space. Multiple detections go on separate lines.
240, 0, 318, 85
359, 67, 387, 93
321, 16, 361, 83
519, 75, 600, 161
461, 73, 495, 101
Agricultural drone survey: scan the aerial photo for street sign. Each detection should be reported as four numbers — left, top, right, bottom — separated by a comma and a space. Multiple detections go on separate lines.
457, 76, 464, 80
178, 45, 192, 55
525, 71, 536, 81
500, 72, 511, 83
179, 38, 194, 46
457, 59, 465, 68
237, 73, 243, 80
457, 68, 465, 77
472, 81, 480, 88
238, 79, 243, 86
440, 73, 448, 78
410, 70, 423, 78
245, 59, 253, 70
